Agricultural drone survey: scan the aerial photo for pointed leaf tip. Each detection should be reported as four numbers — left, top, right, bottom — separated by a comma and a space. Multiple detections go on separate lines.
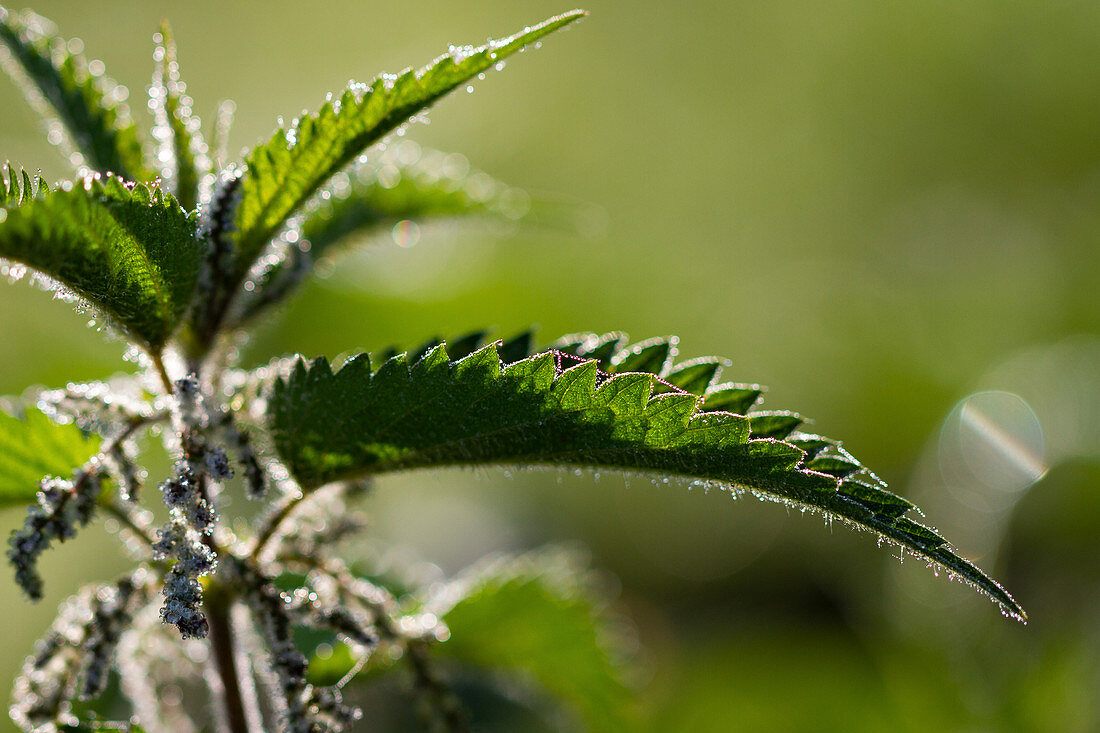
202, 9, 588, 344
0, 7, 151, 180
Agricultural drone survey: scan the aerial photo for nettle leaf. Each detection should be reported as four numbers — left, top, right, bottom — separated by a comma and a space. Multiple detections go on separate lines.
0, 6, 150, 180
301, 147, 533, 259
269, 334, 1025, 621
209, 10, 585, 320
307, 549, 633, 731
0, 175, 201, 351
240, 148, 536, 324
429, 550, 634, 732
0, 407, 99, 509
150, 22, 208, 212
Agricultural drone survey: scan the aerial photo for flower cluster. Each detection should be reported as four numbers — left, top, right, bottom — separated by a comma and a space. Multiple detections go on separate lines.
235, 560, 363, 732
192, 166, 244, 337
7, 471, 102, 600
10, 572, 149, 731
152, 522, 216, 638
149, 375, 230, 637
215, 408, 266, 498
36, 380, 151, 436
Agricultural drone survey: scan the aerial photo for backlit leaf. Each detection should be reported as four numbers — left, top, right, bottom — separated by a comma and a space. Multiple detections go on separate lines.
150, 22, 207, 212
0, 6, 150, 180
193, 10, 585, 342
429, 550, 635, 732
268, 334, 1025, 621
0, 174, 201, 350
0, 407, 99, 509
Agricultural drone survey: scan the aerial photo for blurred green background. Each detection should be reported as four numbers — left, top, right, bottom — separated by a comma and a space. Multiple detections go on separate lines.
2, 0, 1099, 730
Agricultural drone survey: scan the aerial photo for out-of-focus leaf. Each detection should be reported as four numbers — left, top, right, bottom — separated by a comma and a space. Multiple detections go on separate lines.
0, 6, 150, 180
429, 550, 635, 731
240, 147, 535, 323
0, 163, 48, 206
150, 22, 207, 212
0, 407, 99, 509
302, 148, 534, 259
307, 549, 635, 730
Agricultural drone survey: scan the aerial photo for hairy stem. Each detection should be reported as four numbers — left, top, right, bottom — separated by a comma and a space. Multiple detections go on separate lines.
205, 587, 253, 733
97, 499, 157, 549
407, 639, 469, 733
249, 488, 313, 561
150, 351, 176, 396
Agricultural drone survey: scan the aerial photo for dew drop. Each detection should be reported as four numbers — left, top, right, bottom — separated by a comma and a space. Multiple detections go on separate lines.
391, 220, 420, 248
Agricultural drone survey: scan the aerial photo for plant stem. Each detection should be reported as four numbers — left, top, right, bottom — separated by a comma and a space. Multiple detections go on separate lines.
206, 587, 253, 733
407, 639, 469, 733
249, 489, 309, 561
150, 350, 175, 396
97, 499, 157, 549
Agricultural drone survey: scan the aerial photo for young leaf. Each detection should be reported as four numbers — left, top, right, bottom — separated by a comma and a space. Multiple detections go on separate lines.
308, 149, 531, 254
196, 10, 586, 339
239, 148, 536, 324
150, 22, 208, 212
0, 6, 150, 180
306, 549, 634, 731
268, 337, 1025, 621
429, 550, 635, 732
0, 175, 201, 351
0, 407, 99, 509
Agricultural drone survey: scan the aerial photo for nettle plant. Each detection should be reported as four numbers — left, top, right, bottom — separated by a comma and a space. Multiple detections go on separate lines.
0, 6, 1025, 733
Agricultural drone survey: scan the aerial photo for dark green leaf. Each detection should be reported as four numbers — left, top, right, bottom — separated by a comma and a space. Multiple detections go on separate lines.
805, 453, 862, 480
786, 433, 834, 459
747, 411, 804, 439
0, 6, 150, 180
498, 331, 535, 365
836, 479, 914, 519
445, 330, 491, 361
268, 336, 1025, 621
611, 336, 676, 375
0, 406, 99, 509
0, 175, 201, 350
662, 357, 723, 394
702, 384, 763, 414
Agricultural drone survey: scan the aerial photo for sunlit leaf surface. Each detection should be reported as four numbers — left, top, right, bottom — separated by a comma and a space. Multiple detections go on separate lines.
0, 408, 99, 509
269, 333, 1025, 621
0, 172, 200, 350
